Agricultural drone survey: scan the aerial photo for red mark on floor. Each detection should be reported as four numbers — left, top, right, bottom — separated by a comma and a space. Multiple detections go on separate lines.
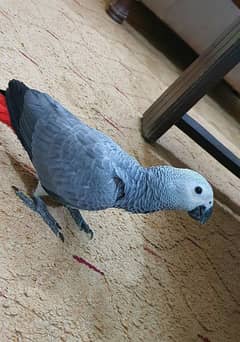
114, 85, 128, 99
45, 29, 59, 40
69, 66, 93, 82
197, 334, 211, 342
73, 255, 104, 276
73, 0, 81, 6
0, 291, 7, 299
18, 50, 39, 67
59, 10, 75, 24
0, 8, 10, 20
92, 108, 125, 135
144, 245, 161, 260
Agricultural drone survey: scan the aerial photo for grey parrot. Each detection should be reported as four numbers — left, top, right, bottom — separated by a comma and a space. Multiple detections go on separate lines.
0, 80, 213, 242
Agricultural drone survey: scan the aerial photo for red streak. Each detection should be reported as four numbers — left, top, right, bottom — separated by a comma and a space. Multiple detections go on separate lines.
93, 108, 124, 135
45, 29, 59, 40
73, 255, 104, 276
114, 85, 128, 99
18, 50, 39, 67
0, 291, 7, 299
144, 245, 161, 259
197, 334, 211, 342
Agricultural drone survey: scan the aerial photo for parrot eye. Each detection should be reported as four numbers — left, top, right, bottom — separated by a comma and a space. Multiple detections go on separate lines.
195, 186, 202, 194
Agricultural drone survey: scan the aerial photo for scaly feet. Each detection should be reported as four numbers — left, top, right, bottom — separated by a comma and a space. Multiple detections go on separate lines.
67, 207, 94, 240
13, 186, 94, 242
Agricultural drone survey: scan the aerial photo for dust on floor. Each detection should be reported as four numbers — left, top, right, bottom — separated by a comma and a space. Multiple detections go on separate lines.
0, 0, 239, 341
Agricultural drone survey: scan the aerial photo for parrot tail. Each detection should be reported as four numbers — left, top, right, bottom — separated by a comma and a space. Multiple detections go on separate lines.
4, 79, 29, 135
0, 80, 29, 133
0, 91, 12, 129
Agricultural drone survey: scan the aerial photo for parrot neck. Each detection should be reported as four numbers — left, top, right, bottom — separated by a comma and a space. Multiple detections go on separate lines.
116, 165, 178, 213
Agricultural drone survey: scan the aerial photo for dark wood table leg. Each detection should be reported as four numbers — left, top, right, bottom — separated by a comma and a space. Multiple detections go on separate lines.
106, 0, 135, 24
142, 17, 240, 142
141, 17, 240, 177
175, 114, 240, 178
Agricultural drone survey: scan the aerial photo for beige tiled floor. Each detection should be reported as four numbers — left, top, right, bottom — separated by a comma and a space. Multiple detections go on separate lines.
0, 1, 239, 341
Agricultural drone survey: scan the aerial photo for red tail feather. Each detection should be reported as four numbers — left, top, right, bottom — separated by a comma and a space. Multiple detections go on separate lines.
0, 93, 12, 128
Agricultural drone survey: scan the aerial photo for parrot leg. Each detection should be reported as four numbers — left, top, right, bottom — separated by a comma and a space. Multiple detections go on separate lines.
33, 181, 48, 197
67, 207, 94, 240
13, 186, 64, 242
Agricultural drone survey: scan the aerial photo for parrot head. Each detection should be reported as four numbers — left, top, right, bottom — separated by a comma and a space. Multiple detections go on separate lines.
140, 166, 214, 224
171, 168, 214, 224
187, 185, 213, 224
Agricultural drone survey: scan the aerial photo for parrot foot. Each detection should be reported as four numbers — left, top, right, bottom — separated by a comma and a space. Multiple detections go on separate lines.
67, 207, 94, 240
13, 186, 64, 242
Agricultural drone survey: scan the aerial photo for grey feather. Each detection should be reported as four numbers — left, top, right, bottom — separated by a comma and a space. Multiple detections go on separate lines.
5, 80, 214, 223
21, 90, 137, 210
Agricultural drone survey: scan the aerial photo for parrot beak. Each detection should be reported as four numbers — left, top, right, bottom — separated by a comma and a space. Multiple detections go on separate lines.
188, 205, 213, 224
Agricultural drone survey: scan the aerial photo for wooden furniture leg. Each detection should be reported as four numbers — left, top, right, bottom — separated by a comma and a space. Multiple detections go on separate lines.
106, 0, 135, 24
141, 17, 240, 178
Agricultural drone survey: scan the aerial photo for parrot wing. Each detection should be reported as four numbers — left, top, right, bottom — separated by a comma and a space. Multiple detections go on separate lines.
6, 80, 126, 210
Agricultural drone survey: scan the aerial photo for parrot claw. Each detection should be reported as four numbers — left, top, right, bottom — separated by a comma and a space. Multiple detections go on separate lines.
67, 207, 94, 240
13, 186, 64, 242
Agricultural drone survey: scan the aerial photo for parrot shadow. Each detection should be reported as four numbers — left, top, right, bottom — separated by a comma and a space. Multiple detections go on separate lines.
6, 152, 60, 207
142, 140, 188, 169
6, 152, 37, 191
